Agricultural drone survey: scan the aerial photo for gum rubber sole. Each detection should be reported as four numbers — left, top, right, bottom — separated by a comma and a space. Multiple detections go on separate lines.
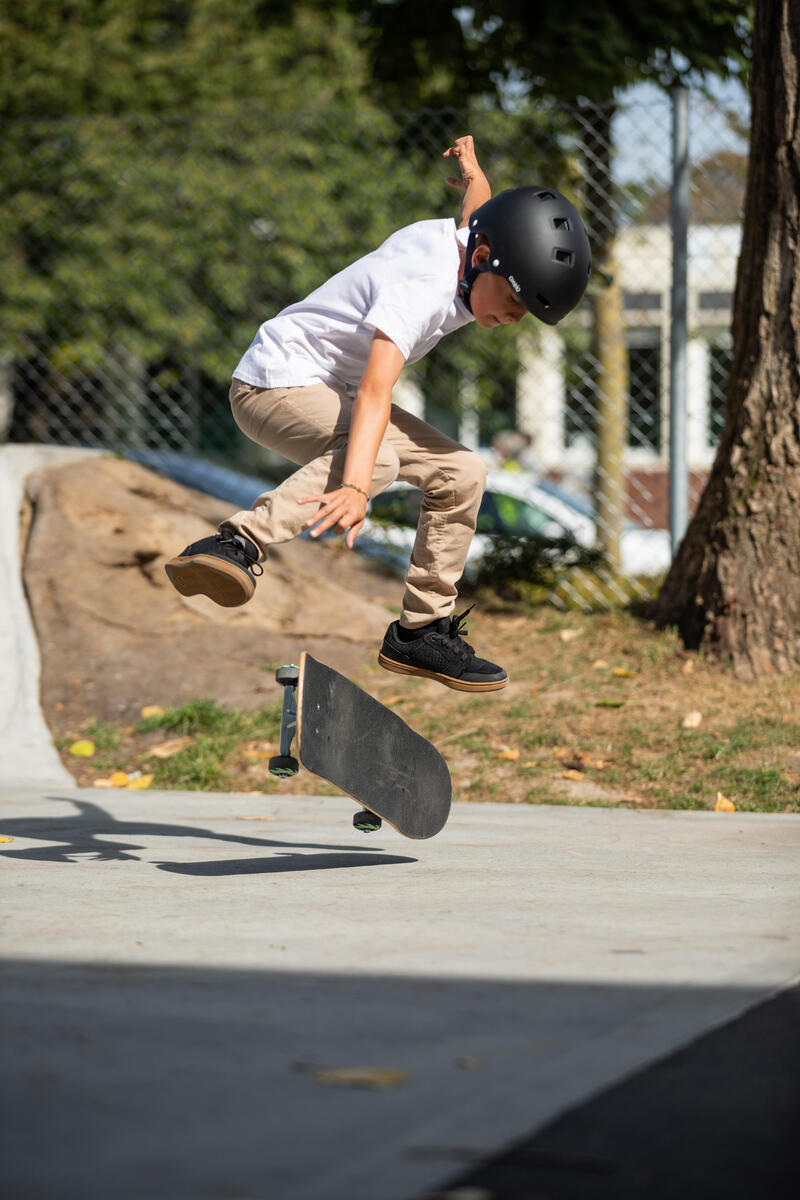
164, 554, 254, 608
377, 652, 507, 692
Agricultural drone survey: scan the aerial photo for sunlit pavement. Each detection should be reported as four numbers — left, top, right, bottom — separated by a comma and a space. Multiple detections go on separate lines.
2, 786, 798, 1199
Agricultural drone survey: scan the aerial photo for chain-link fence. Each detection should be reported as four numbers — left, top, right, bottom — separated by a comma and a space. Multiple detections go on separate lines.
0, 90, 748, 602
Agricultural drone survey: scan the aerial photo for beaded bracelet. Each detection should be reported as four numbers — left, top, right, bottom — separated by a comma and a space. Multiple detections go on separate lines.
341, 482, 369, 499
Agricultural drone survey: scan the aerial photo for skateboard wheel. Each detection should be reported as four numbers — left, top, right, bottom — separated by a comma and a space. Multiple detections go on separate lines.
275, 665, 299, 686
353, 809, 382, 833
269, 754, 299, 778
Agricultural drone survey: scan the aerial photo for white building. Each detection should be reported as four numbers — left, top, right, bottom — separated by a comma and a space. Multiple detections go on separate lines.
518, 222, 740, 478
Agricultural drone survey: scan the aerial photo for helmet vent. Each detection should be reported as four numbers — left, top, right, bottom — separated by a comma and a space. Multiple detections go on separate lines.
537, 191, 556, 201
552, 216, 572, 231
553, 248, 574, 267
536, 293, 552, 310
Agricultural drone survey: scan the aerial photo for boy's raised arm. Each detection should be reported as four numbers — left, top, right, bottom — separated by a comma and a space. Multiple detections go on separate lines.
443, 135, 491, 228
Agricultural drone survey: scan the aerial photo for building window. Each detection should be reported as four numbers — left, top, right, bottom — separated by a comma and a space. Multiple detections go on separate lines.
563, 334, 662, 453
709, 343, 732, 444
628, 340, 661, 453
563, 344, 597, 448
624, 292, 663, 312
699, 291, 733, 311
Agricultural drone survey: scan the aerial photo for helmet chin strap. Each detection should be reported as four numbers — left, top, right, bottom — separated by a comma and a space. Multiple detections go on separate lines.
457, 260, 491, 314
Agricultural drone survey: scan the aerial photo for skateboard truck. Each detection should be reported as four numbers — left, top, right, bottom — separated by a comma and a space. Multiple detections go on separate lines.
268, 665, 300, 778
269, 664, 383, 833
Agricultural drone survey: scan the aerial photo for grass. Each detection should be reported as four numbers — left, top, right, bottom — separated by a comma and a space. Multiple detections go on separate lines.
58, 607, 800, 813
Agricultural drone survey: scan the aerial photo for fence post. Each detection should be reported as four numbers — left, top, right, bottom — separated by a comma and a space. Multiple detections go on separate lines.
669, 86, 690, 556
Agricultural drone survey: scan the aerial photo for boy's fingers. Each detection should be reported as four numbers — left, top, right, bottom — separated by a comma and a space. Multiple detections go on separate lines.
305, 501, 365, 538
345, 520, 364, 550
307, 511, 340, 537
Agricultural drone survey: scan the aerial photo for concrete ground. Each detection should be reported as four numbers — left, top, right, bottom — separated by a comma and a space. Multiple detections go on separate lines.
1, 445, 798, 1197
2, 785, 799, 1199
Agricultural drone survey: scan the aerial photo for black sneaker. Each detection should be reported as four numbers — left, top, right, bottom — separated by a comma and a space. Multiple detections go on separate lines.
164, 529, 263, 608
378, 607, 507, 692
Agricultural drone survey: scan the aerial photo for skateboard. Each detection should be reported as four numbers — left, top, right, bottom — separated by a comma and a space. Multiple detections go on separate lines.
268, 653, 451, 839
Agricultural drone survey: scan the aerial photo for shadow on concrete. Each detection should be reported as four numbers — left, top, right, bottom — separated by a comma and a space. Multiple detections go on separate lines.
157, 851, 415, 875
0, 796, 417, 873
1, 958, 797, 1200
429, 983, 800, 1200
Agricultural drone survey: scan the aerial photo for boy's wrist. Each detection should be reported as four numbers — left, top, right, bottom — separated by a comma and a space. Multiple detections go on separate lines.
341, 482, 369, 500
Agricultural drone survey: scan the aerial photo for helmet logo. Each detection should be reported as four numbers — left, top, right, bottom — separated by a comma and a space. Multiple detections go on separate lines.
508, 274, 521, 293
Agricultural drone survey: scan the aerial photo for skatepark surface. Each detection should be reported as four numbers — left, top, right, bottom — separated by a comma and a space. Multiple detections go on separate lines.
2, 446, 799, 1198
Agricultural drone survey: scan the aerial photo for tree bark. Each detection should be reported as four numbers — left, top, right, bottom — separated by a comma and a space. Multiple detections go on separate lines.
652, 0, 800, 679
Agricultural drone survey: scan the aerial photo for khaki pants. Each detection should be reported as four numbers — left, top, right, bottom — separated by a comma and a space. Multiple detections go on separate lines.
222, 379, 487, 627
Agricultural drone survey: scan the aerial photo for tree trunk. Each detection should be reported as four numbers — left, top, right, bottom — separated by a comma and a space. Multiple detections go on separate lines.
582, 103, 628, 574
652, 0, 800, 678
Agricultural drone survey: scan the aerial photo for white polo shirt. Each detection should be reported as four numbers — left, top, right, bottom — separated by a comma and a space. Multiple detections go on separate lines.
233, 219, 473, 395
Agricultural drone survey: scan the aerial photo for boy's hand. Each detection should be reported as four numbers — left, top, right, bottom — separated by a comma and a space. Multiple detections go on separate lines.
443, 135, 482, 191
299, 486, 368, 550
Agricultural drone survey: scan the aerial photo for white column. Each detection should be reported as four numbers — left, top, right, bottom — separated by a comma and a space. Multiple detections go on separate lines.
392, 374, 425, 420
517, 328, 565, 472
0, 355, 12, 441
458, 376, 480, 450
687, 337, 712, 470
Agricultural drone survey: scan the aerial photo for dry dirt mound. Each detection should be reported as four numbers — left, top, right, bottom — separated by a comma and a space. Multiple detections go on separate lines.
23, 456, 400, 733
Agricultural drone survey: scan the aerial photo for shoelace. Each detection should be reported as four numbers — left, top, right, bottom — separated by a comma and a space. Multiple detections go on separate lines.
216, 530, 264, 576
441, 605, 476, 662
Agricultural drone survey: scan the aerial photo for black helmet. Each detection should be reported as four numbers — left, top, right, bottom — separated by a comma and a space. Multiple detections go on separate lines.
460, 186, 591, 325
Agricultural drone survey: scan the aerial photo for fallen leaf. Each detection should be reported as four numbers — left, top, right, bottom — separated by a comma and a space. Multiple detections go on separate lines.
561, 768, 586, 781
383, 694, 407, 706
560, 629, 579, 642
682, 711, 703, 729
556, 749, 610, 771
306, 1066, 409, 1091
127, 774, 154, 790
715, 792, 736, 812
148, 736, 193, 759
92, 779, 114, 788
613, 667, 637, 678
140, 705, 165, 720
0, 836, 13, 843
497, 747, 520, 762
109, 770, 130, 787
592, 659, 609, 670
69, 740, 95, 758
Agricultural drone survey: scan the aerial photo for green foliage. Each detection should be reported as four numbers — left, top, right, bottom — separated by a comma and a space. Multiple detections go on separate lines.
0, 2, 371, 120
1, 4, 406, 396
353, 1, 752, 108
81, 718, 124, 754
473, 532, 603, 601
3, 2, 750, 457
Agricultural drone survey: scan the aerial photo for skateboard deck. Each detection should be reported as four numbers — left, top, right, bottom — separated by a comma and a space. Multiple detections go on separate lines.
269, 653, 451, 839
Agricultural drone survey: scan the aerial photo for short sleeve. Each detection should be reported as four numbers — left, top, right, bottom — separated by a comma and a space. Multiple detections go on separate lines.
362, 272, 451, 361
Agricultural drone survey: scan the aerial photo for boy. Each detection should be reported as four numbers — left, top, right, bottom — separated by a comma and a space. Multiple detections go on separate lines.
165, 137, 591, 692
